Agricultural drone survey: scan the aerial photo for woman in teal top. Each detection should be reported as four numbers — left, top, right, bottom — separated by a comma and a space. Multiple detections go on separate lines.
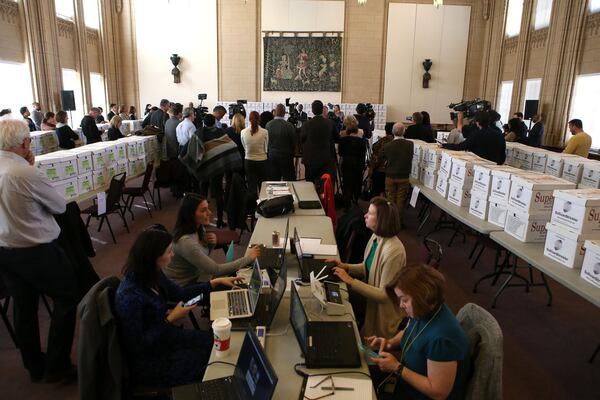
367, 264, 471, 400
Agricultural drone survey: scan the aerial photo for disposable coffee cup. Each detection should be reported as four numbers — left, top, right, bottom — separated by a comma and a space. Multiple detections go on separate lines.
212, 317, 232, 357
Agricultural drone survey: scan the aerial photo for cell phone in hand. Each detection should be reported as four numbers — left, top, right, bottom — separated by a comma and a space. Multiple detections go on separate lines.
183, 294, 204, 307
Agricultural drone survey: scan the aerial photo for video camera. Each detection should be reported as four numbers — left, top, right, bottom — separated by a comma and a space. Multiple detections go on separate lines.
365, 103, 376, 121
228, 100, 247, 120
448, 98, 491, 120
193, 93, 209, 127
286, 98, 300, 125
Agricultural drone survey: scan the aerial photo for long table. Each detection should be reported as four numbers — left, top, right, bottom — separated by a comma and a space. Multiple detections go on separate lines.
259, 181, 325, 216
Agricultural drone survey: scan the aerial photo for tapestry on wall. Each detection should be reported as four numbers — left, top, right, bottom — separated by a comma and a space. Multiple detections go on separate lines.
263, 36, 342, 92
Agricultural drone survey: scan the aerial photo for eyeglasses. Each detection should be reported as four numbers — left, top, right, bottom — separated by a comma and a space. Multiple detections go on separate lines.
304, 375, 335, 400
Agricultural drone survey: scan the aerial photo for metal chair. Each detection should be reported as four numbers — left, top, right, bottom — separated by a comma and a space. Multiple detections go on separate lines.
0, 276, 17, 348
81, 173, 130, 244
123, 162, 155, 220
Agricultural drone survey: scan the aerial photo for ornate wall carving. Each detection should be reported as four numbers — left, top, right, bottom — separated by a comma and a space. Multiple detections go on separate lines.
530, 27, 548, 49
504, 36, 519, 55
586, 12, 600, 37
0, 0, 18, 24
86, 28, 99, 46
57, 17, 74, 39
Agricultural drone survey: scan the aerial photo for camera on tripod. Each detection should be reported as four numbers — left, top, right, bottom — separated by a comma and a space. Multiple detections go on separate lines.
193, 93, 209, 126
448, 98, 491, 120
228, 100, 247, 120
286, 98, 299, 125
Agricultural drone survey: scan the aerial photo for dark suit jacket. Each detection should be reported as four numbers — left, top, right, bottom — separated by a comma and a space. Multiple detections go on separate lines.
443, 127, 506, 165
405, 123, 435, 143
266, 118, 296, 157
80, 115, 102, 144
528, 122, 544, 147
300, 115, 336, 166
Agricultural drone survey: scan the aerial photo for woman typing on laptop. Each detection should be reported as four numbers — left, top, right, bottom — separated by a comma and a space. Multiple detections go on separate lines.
366, 264, 471, 400
329, 196, 407, 339
164, 194, 260, 286
114, 226, 243, 387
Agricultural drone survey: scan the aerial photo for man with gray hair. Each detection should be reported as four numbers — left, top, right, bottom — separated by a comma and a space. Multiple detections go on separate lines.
381, 122, 413, 226
176, 107, 196, 148
0, 119, 79, 382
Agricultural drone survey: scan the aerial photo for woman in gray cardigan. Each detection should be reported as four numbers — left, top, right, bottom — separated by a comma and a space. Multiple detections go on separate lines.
164, 193, 260, 286
332, 197, 407, 339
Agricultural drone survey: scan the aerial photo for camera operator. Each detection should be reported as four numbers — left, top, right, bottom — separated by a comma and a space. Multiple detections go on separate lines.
405, 111, 435, 143
212, 105, 227, 129
445, 112, 465, 144
441, 110, 506, 165
354, 103, 372, 140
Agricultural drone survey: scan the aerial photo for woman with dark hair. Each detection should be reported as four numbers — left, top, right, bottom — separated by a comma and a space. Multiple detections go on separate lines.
505, 117, 526, 143
329, 196, 407, 338
41, 112, 57, 130
55, 110, 80, 149
128, 105, 137, 120
366, 264, 471, 400
144, 104, 152, 116
421, 111, 432, 129
241, 111, 269, 196
164, 194, 260, 286
114, 228, 242, 387
338, 125, 366, 207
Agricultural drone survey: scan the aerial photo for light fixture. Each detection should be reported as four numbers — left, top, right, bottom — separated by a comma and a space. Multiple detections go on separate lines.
358, 0, 367, 6
433, 0, 443, 8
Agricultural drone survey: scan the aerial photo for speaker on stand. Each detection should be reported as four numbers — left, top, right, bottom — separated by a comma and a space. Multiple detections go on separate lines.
60, 90, 76, 125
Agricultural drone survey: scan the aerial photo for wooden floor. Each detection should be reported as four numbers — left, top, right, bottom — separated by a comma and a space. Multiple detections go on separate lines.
0, 179, 598, 399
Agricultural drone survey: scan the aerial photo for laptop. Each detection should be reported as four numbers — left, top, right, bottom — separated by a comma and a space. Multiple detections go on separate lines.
194, 329, 278, 400
210, 260, 262, 320
289, 283, 361, 368
291, 182, 322, 209
257, 219, 289, 270
293, 227, 338, 283
231, 252, 288, 331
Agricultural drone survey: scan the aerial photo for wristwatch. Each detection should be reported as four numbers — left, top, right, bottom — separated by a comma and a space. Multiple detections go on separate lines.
394, 362, 404, 377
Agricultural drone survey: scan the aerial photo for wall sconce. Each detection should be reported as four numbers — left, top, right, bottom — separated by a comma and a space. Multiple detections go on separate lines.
171, 54, 181, 84
422, 59, 432, 88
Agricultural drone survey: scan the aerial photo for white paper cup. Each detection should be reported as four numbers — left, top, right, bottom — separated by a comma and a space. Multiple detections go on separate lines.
212, 317, 232, 357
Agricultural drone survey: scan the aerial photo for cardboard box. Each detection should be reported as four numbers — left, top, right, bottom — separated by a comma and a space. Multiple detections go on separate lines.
471, 164, 497, 196
50, 177, 78, 200
435, 176, 449, 198
77, 172, 93, 195
450, 158, 490, 189
531, 151, 549, 173
117, 160, 128, 176
504, 210, 549, 243
469, 192, 489, 220
488, 200, 508, 228
92, 170, 107, 189
114, 142, 128, 161
544, 222, 591, 269
65, 149, 93, 175
579, 162, 600, 189
514, 148, 533, 170
89, 148, 107, 171
106, 163, 119, 180
489, 166, 523, 204
410, 160, 420, 180
561, 157, 588, 184
551, 188, 600, 234
35, 153, 77, 181
447, 183, 471, 207
545, 153, 581, 177
424, 147, 443, 170
581, 240, 600, 288
422, 168, 437, 189
508, 174, 576, 215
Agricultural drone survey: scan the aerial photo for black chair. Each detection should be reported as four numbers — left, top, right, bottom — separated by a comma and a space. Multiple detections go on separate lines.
0, 276, 17, 348
123, 162, 155, 220
152, 162, 173, 210
423, 238, 443, 269
81, 173, 130, 244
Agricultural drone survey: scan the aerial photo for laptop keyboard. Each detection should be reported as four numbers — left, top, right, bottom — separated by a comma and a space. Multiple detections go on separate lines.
227, 291, 249, 316
196, 377, 238, 399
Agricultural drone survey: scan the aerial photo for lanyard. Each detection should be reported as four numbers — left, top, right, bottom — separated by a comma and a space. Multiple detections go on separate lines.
400, 305, 443, 364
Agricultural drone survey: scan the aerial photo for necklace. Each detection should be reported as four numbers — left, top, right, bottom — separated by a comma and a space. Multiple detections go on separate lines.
400, 305, 443, 364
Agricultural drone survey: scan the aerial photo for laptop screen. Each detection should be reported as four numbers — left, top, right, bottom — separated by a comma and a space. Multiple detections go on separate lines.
248, 260, 262, 312
293, 227, 304, 259
289, 283, 308, 355
234, 330, 278, 400
278, 219, 290, 266
265, 255, 287, 326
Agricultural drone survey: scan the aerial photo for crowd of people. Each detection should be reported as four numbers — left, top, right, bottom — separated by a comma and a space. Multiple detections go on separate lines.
0, 94, 593, 399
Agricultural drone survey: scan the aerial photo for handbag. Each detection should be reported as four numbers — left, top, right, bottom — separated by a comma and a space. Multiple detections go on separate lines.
256, 195, 294, 218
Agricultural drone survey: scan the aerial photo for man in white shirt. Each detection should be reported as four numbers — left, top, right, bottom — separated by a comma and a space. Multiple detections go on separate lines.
176, 107, 197, 149
0, 119, 79, 383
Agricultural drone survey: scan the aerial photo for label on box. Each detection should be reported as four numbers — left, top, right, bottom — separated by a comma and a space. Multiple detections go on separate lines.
504, 213, 548, 243
65, 164, 76, 176
82, 159, 91, 170
469, 194, 489, 220
581, 243, 600, 288
47, 168, 58, 180
544, 224, 588, 269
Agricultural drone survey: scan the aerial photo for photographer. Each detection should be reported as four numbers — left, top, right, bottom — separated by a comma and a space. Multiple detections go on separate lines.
441, 110, 506, 165
355, 103, 372, 140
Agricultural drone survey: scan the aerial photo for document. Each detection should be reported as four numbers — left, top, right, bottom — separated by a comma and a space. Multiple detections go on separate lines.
410, 186, 420, 208
97, 191, 106, 215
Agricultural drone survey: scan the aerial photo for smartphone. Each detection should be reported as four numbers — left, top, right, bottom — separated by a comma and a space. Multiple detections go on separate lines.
183, 294, 204, 307
360, 344, 380, 365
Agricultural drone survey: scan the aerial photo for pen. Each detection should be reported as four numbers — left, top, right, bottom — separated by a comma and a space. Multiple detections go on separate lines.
320, 387, 354, 391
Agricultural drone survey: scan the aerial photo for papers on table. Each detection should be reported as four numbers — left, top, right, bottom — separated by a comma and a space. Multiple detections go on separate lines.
300, 237, 338, 256
303, 376, 373, 400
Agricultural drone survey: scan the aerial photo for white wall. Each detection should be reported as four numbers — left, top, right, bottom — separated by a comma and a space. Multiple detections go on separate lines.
383, 3, 470, 124
260, 0, 344, 103
134, 0, 218, 109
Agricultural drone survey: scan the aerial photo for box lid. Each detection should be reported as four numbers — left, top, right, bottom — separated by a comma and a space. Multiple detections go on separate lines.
582, 161, 600, 171
511, 174, 575, 190
508, 209, 550, 220
553, 188, 600, 206
545, 222, 597, 241
490, 165, 523, 178
583, 239, 600, 253
547, 153, 582, 162
35, 152, 76, 163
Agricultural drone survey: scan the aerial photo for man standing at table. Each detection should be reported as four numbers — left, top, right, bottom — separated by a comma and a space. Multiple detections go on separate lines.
266, 103, 297, 181
0, 119, 79, 383
301, 100, 337, 182
80, 107, 102, 144
563, 119, 591, 158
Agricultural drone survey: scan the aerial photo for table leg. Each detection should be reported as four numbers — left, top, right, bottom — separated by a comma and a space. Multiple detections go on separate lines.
589, 343, 600, 363
539, 271, 553, 306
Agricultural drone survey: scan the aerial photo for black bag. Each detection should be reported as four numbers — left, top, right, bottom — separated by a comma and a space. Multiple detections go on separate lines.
256, 195, 294, 218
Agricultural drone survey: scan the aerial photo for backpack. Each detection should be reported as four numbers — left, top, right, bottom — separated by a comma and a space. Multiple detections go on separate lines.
256, 195, 294, 218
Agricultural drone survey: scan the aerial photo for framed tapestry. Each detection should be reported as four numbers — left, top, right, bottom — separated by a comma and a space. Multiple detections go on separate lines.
263, 36, 342, 92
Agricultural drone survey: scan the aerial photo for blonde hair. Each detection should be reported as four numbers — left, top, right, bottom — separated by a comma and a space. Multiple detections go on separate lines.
110, 115, 123, 129
0, 119, 30, 150
231, 113, 246, 134
343, 115, 358, 130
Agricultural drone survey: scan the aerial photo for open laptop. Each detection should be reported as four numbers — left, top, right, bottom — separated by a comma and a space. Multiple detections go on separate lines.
293, 227, 338, 283
289, 283, 361, 368
210, 260, 262, 320
257, 219, 289, 270
231, 252, 288, 331
194, 329, 278, 400
291, 182, 322, 209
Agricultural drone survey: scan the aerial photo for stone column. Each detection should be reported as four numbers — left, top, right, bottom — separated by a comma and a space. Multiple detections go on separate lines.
73, 0, 92, 111
509, 0, 535, 114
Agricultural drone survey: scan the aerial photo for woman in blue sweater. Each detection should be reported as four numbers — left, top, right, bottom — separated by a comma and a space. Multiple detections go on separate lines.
114, 227, 242, 387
